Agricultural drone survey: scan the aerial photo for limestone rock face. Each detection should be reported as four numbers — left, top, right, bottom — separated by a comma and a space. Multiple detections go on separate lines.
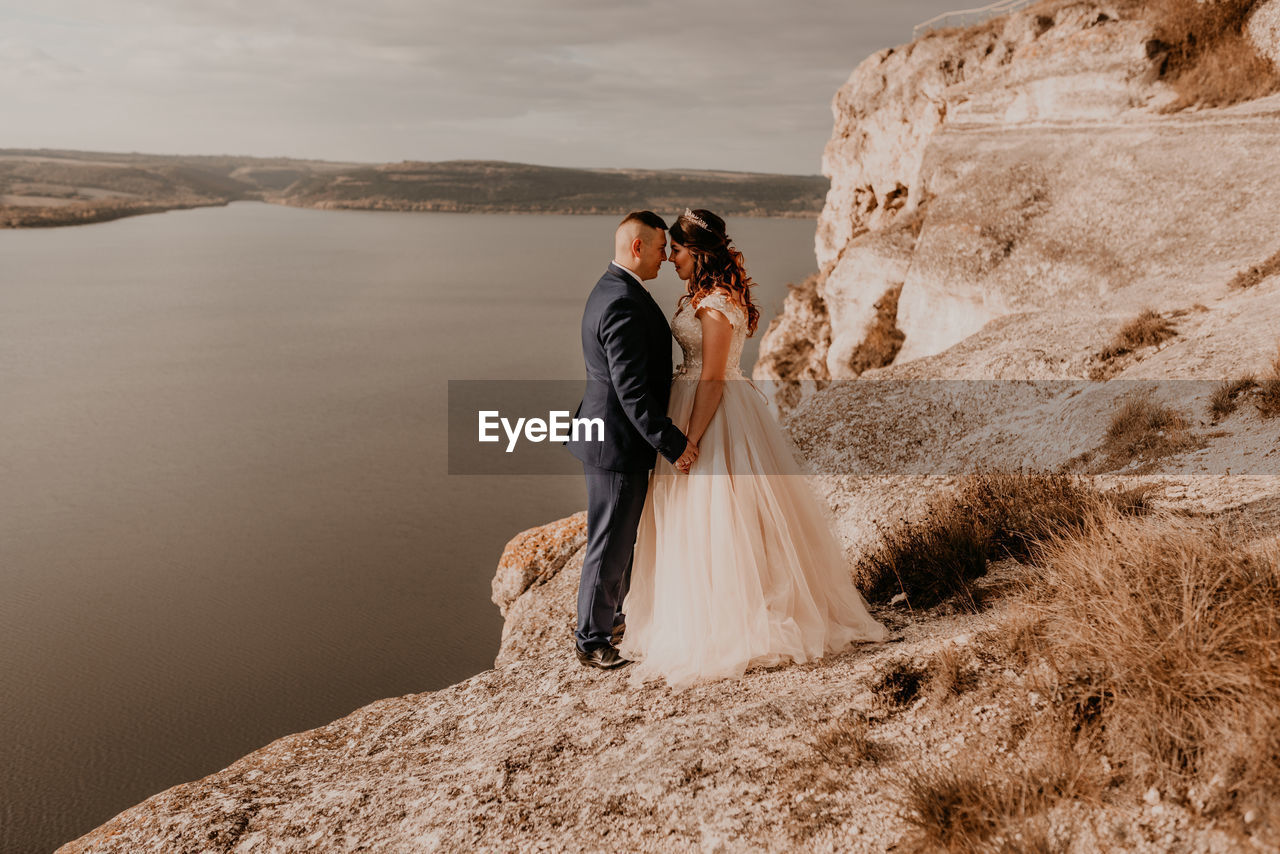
896, 100, 1280, 361
765, 0, 1181, 381
1250, 0, 1280, 67
751, 274, 831, 415
822, 224, 916, 380
760, 0, 1280, 377
492, 517, 585, 668
815, 0, 1163, 277
490, 511, 586, 618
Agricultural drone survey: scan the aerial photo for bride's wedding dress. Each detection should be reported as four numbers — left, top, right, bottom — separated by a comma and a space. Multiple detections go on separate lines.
618, 292, 888, 688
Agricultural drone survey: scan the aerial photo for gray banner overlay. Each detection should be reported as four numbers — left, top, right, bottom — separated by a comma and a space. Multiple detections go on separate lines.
448, 379, 1280, 475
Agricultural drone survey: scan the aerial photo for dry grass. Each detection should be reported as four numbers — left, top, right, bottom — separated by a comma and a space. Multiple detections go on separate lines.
1096, 308, 1177, 361
1209, 375, 1259, 420
846, 283, 906, 375
783, 708, 891, 840
1105, 481, 1159, 516
1145, 0, 1280, 110
928, 645, 974, 702
1112, 309, 1179, 351
872, 660, 926, 711
1090, 309, 1179, 380
885, 492, 1280, 844
870, 649, 976, 713
1257, 346, 1280, 417
1228, 248, 1280, 290
1168, 303, 1211, 319
990, 607, 1050, 669
862, 472, 1139, 609
1092, 389, 1199, 471
809, 709, 889, 766
897, 726, 1097, 853
1025, 511, 1280, 818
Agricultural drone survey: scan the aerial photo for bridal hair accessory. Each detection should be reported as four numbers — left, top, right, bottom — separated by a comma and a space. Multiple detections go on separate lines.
683, 208, 711, 231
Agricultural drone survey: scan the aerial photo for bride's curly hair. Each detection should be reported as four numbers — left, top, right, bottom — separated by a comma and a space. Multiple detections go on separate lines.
671, 208, 760, 336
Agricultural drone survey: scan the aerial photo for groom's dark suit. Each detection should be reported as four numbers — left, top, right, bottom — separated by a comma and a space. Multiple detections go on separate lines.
567, 262, 687, 653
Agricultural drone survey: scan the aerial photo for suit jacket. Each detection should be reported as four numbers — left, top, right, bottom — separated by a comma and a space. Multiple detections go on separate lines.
566, 264, 687, 472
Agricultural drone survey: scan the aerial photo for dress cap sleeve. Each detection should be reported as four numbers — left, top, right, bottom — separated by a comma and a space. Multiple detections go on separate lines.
694, 292, 744, 327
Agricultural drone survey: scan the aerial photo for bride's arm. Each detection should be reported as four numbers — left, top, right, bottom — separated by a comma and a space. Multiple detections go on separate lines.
685, 307, 733, 447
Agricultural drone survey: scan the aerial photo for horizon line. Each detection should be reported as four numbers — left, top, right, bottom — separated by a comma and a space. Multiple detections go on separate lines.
0, 146, 827, 179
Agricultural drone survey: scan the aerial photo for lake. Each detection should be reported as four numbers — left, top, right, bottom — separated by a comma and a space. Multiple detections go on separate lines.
0, 202, 817, 853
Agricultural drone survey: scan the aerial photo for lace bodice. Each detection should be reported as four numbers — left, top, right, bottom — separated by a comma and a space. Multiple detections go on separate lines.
671, 291, 749, 378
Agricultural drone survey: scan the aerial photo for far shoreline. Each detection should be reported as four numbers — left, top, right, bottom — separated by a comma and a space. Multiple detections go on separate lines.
1, 151, 828, 230
1, 198, 821, 229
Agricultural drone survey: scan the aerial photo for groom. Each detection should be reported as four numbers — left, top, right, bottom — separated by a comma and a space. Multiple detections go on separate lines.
566, 211, 698, 670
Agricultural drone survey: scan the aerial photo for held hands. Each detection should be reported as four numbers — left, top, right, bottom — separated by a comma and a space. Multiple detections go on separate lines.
675, 439, 699, 474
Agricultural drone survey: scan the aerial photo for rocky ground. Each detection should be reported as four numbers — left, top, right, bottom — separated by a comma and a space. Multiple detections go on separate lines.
59, 500, 1278, 852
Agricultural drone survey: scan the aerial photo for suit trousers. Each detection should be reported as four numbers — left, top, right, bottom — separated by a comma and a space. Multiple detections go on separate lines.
575, 462, 649, 652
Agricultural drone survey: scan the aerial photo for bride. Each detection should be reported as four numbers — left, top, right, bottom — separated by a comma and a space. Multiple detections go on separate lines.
617, 208, 889, 688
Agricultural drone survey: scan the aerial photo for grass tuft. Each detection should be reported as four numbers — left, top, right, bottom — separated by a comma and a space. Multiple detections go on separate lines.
1228, 248, 1280, 290
1026, 511, 1280, 810
927, 644, 974, 702
809, 709, 889, 766
1209, 376, 1258, 420
1091, 309, 1179, 380
1092, 389, 1199, 471
1257, 346, 1280, 417
872, 660, 926, 711
1097, 309, 1178, 362
898, 729, 1096, 852
862, 472, 1134, 609
1102, 482, 1159, 516
1145, 0, 1280, 110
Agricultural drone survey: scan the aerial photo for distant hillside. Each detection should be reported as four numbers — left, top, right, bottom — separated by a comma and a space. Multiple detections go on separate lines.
0, 150, 827, 227
276, 160, 829, 217
0, 150, 352, 227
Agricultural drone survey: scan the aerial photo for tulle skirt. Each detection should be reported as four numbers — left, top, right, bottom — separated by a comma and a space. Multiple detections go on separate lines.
618, 376, 888, 689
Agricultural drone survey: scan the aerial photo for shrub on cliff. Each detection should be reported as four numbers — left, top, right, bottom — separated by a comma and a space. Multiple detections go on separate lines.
1209, 375, 1259, 420
899, 507, 1280, 848
1257, 344, 1280, 417
897, 726, 1097, 853
1092, 388, 1200, 471
1228, 247, 1280, 289
860, 472, 1143, 610
1025, 511, 1280, 823
1146, 0, 1280, 109
1090, 308, 1178, 380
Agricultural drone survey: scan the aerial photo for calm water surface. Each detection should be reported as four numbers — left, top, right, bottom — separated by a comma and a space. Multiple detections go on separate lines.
0, 202, 816, 853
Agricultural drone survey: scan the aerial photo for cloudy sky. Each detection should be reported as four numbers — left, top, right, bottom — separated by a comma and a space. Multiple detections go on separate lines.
3, 0, 968, 174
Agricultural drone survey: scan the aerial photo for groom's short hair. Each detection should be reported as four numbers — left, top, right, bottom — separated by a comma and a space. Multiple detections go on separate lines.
619, 210, 667, 232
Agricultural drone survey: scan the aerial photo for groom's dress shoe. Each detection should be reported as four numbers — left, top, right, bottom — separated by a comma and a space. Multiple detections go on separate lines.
611, 621, 625, 642
575, 644, 631, 670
